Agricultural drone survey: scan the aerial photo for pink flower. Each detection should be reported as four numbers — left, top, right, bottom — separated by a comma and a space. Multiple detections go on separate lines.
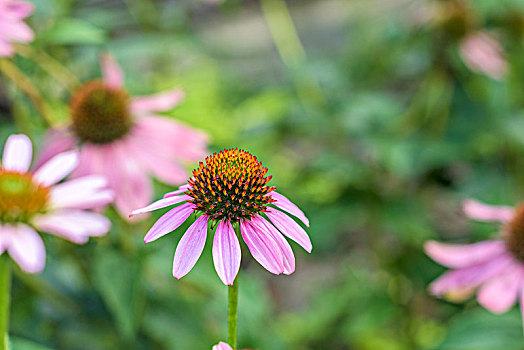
425, 199, 524, 330
212, 342, 232, 350
459, 31, 507, 80
37, 54, 208, 219
0, 134, 113, 273
0, 0, 34, 57
131, 149, 312, 286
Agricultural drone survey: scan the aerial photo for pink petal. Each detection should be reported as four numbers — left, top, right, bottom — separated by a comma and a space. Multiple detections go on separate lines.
0, 21, 34, 42
429, 254, 513, 296
33, 210, 111, 244
101, 141, 152, 219
212, 220, 241, 286
33, 150, 79, 186
164, 184, 191, 198
100, 54, 124, 89
270, 191, 309, 227
4, 0, 35, 18
172, 215, 209, 279
125, 131, 188, 185
130, 89, 185, 114
240, 219, 285, 275
212, 342, 233, 350
2, 134, 32, 172
520, 285, 524, 335
143, 203, 194, 243
266, 208, 312, 253
251, 215, 295, 275
462, 199, 514, 223
35, 129, 76, 169
133, 116, 208, 162
477, 264, 522, 314
6, 224, 45, 274
460, 32, 507, 80
424, 240, 507, 269
130, 194, 191, 217
50, 175, 113, 209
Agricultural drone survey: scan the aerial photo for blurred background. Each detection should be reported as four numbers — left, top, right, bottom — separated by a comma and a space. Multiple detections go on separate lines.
2, 0, 524, 349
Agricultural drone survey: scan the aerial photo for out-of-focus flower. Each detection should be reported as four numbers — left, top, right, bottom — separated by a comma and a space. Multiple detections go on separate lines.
0, 134, 113, 273
425, 199, 524, 330
459, 31, 507, 80
212, 342, 232, 350
0, 0, 34, 57
132, 149, 311, 286
37, 55, 208, 219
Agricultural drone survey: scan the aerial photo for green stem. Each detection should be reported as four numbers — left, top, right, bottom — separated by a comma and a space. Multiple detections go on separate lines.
227, 276, 239, 349
0, 258, 11, 350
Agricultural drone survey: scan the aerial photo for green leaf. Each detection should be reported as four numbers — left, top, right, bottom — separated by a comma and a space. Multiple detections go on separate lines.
41, 19, 107, 45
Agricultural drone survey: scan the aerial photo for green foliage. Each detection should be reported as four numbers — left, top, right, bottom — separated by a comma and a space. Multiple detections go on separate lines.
2, 0, 524, 349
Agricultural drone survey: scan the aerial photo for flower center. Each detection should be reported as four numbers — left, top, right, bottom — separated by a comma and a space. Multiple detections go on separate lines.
70, 80, 132, 144
507, 203, 524, 262
0, 171, 50, 223
188, 149, 276, 222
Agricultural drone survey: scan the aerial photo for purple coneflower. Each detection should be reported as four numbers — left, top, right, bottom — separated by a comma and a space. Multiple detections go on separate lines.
0, 0, 34, 57
0, 134, 113, 273
131, 148, 312, 286
212, 342, 232, 350
37, 55, 208, 219
425, 199, 524, 331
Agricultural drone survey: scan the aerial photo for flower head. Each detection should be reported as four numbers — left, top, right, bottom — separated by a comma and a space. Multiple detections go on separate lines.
425, 199, 524, 331
0, 0, 34, 57
132, 149, 312, 286
212, 342, 232, 350
459, 31, 507, 80
0, 134, 113, 273
36, 54, 208, 219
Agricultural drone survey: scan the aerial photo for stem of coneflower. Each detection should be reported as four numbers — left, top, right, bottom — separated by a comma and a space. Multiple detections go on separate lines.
227, 276, 239, 349
0, 257, 11, 350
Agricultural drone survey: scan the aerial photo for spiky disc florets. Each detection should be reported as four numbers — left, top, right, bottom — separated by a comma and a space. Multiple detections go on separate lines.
70, 80, 132, 144
507, 203, 524, 262
0, 171, 49, 223
188, 149, 276, 222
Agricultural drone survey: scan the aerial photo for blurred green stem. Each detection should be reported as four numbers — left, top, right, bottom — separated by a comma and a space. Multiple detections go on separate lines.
227, 276, 239, 349
0, 257, 11, 350
0, 58, 55, 126
260, 0, 327, 110
15, 44, 80, 93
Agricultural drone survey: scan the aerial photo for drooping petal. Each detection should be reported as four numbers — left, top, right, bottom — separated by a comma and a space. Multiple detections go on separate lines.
50, 175, 113, 209
143, 203, 194, 243
34, 129, 76, 169
102, 141, 152, 218
0, 21, 33, 42
33, 210, 111, 244
72, 143, 104, 178
133, 116, 208, 162
251, 215, 295, 275
212, 342, 233, 350
33, 151, 79, 186
270, 191, 309, 227
429, 254, 513, 296
164, 184, 191, 198
462, 199, 514, 223
100, 54, 124, 89
424, 240, 507, 269
126, 131, 188, 185
2, 134, 32, 172
240, 219, 285, 275
266, 208, 312, 253
6, 224, 45, 274
477, 264, 522, 314
130, 89, 185, 114
4, 0, 35, 19
172, 215, 209, 279
130, 195, 191, 217
212, 220, 241, 286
